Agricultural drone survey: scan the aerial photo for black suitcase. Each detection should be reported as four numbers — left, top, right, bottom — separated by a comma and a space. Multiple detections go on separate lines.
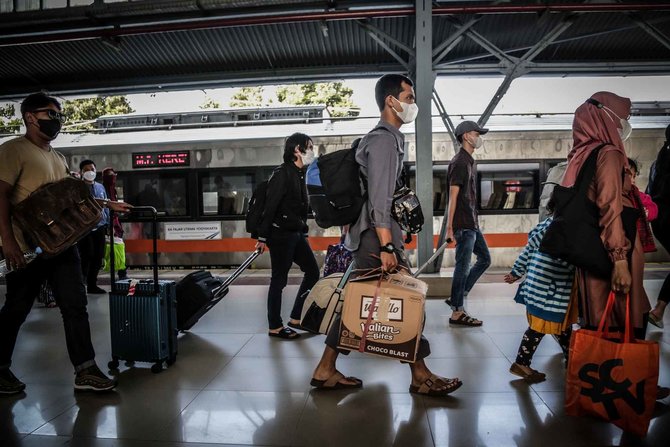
176, 249, 261, 331
107, 206, 178, 374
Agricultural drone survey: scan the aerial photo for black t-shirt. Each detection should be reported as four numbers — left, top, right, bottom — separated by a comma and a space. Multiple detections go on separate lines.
447, 148, 478, 230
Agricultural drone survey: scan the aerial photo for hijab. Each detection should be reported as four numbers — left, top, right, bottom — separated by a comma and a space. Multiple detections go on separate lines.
563, 91, 632, 186
102, 167, 118, 201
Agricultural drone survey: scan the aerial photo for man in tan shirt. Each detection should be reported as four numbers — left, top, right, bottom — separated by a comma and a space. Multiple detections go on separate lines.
0, 93, 130, 395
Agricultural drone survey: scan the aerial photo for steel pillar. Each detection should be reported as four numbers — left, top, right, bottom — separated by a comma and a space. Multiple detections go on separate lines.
414, 0, 435, 272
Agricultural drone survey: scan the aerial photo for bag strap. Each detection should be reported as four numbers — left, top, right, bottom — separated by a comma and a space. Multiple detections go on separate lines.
359, 273, 384, 354
596, 291, 634, 343
574, 143, 609, 197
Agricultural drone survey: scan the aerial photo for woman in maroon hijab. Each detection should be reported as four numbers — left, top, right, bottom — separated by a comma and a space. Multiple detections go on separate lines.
102, 167, 127, 280
562, 91, 650, 337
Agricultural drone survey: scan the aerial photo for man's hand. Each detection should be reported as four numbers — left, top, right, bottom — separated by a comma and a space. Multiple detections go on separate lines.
107, 201, 133, 213
2, 237, 26, 271
446, 227, 454, 244
504, 273, 520, 284
611, 259, 632, 294
380, 251, 397, 272
255, 241, 267, 253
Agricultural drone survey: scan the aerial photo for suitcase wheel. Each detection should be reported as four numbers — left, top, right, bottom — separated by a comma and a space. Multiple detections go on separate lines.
151, 362, 164, 374
108, 357, 120, 370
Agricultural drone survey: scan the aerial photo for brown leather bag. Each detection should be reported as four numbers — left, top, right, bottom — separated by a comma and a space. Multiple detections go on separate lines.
13, 177, 103, 257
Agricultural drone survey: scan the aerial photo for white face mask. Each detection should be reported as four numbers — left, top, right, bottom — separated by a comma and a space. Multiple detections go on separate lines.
82, 171, 96, 182
391, 97, 419, 124
466, 134, 483, 149
301, 149, 315, 166
602, 105, 632, 142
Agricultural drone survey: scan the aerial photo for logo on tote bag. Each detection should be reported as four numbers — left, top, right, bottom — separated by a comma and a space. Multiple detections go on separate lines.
578, 358, 646, 419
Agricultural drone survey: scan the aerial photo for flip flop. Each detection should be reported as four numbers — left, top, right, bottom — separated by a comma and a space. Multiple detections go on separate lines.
649, 313, 664, 329
268, 327, 301, 339
409, 374, 462, 397
449, 313, 483, 327
310, 371, 363, 390
287, 321, 305, 331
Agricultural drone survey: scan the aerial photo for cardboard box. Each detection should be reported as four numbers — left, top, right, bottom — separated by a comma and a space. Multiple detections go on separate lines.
337, 273, 427, 362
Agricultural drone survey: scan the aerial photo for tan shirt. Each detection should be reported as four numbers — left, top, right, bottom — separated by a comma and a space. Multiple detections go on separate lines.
0, 136, 69, 249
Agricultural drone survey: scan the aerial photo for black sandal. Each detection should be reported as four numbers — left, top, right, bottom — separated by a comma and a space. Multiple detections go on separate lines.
268, 327, 301, 339
449, 313, 483, 327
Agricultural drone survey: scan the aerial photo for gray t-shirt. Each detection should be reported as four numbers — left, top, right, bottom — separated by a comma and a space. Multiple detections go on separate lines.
345, 120, 405, 252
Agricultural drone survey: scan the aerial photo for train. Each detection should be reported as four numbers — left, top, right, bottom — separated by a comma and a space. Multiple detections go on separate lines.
2, 105, 668, 269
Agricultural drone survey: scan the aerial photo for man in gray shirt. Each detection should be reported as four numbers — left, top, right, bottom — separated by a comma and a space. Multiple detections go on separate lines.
310, 74, 462, 397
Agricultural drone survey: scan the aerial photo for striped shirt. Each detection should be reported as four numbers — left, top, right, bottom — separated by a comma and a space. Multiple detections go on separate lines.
511, 217, 575, 323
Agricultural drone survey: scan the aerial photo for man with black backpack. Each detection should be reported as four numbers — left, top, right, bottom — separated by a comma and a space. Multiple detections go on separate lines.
253, 132, 320, 339
310, 74, 462, 396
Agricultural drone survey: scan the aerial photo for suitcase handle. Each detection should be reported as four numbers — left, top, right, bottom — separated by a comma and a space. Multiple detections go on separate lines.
110, 206, 159, 295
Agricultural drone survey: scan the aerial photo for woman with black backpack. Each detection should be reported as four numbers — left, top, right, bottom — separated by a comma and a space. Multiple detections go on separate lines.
648, 124, 670, 329
254, 132, 320, 339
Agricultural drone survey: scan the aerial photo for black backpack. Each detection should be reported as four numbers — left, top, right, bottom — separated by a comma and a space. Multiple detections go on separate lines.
245, 180, 269, 238
305, 138, 365, 228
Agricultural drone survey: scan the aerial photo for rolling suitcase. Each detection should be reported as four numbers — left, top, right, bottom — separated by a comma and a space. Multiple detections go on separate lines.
107, 206, 178, 374
176, 249, 261, 331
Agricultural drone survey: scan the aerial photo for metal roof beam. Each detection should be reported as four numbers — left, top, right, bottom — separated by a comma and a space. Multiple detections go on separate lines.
478, 16, 575, 126
431, 16, 479, 64
365, 30, 411, 70
356, 20, 414, 57
629, 14, 670, 52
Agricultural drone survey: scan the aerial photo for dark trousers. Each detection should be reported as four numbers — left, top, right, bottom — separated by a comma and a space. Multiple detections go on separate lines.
78, 228, 106, 288
325, 229, 432, 361
266, 229, 320, 329
0, 246, 96, 372
450, 228, 491, 310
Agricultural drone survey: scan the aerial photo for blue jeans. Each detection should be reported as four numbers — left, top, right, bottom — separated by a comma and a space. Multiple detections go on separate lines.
266, 229, 320, 330
450, 228, 491, 311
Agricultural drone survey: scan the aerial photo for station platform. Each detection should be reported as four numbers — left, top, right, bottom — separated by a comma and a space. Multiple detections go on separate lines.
0, 271, 669, 446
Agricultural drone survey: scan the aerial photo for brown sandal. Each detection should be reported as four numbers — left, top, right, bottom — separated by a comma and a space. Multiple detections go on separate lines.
310, 371, 363, 390
509, 363, 546, 383
409, 374, 462, 396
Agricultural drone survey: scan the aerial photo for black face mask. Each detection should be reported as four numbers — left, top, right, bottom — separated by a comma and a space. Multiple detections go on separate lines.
37, 118, 62, 140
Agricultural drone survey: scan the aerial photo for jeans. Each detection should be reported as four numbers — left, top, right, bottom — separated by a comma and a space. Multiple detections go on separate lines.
266, 229, 320, 330
450, 228, 491, 311
0, 246, 96, 372
77, 228, 106, 288
324, 229, 431, 361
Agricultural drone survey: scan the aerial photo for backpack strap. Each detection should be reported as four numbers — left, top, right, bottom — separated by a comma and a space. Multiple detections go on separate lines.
574, 143, 609, 198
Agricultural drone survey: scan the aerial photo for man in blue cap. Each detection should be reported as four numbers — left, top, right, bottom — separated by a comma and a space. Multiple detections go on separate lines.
445, 120, 491, 326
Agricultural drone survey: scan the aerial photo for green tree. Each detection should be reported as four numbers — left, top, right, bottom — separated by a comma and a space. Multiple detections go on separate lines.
200, 97, 221, 109
275, 82, 359, 117
0, 104, 21, 134
62, 96, 134, 130
228, 87, 264, 108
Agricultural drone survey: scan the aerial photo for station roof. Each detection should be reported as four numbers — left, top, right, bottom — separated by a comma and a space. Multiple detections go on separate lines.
1, 1, 670, 100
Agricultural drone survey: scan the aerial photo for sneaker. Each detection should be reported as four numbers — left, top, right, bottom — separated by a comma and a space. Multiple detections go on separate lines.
0, 368, 26, 395
74, 365, 117, 392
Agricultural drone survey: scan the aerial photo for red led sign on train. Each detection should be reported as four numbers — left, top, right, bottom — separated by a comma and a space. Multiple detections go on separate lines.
132, 151, 190, 169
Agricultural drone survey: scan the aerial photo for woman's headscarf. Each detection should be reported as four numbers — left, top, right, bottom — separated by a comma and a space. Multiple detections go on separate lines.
563, 91, 632, 186
102, 167, 118, 201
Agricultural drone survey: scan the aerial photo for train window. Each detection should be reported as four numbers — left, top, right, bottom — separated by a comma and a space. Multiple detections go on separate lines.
478, 163, 540, 211
406, 163, 449, 214
122, 172, 189, 216
199, 171, 255, 216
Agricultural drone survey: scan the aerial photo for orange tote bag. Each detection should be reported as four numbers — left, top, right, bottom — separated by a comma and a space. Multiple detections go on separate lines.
565, 292, 659, 437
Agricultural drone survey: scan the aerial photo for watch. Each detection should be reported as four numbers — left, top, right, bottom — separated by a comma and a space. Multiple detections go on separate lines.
380, 242, 396, 254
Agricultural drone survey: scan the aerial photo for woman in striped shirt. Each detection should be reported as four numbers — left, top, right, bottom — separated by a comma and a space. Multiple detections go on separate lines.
504, 200, 576, 382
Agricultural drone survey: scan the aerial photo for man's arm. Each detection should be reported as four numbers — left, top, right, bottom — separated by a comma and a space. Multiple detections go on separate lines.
0, 180, 25, 269
446, 185, 460, 243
